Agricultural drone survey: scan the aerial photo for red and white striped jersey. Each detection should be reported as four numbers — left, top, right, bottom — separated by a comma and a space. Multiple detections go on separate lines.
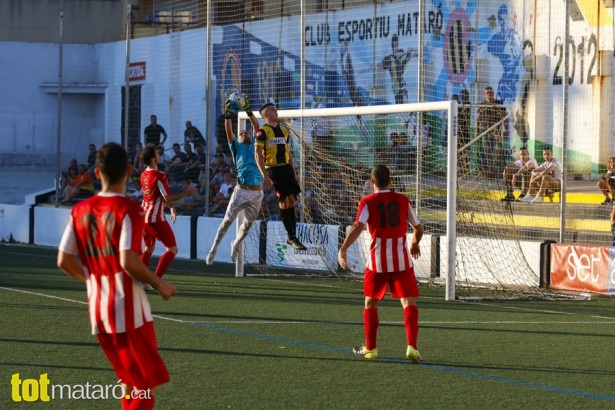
140, 168, 171, 223
355, 190, 421, 273
59, 193, 153, 335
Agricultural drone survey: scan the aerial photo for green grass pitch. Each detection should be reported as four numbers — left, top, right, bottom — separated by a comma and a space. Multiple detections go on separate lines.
2, 243, 615, 409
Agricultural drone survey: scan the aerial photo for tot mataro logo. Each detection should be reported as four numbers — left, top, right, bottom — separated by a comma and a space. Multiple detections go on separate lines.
10, 373, 150, 402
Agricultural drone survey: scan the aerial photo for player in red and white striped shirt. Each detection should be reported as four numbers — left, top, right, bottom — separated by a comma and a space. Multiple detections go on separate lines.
140, 145, 196, 278
338, 164, 424, 363
58, 142, 176, 409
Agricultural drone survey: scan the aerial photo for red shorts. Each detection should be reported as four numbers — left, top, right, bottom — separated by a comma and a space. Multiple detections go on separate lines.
143, 221, 176, 248
96, 322, 170, 390
363, 267, 420, 300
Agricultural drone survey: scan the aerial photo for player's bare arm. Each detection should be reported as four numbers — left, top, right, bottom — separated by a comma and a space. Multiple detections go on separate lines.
57, 252, 87, 283
162, 187, 195, 223
255, 145, 273, 189
248, 111, 260, 132
338, 221, 366, 270
409, 223, 424, 259
120, 249, 176, 300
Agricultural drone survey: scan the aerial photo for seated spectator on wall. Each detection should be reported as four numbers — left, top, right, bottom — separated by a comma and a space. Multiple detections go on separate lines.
62, 164, 94, 203
598, 156, 615, 205
184, 120, 206, 146
86, 144, 97, 176
61, 158, 79, 190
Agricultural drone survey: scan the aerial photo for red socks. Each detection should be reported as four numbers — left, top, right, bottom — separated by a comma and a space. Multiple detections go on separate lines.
403, 305, 419, 348
364, 308, 379, 350
154, 251, 175, 278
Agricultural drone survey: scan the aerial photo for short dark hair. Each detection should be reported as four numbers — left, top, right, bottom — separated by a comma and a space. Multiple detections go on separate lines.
485, 86, 494, 92
96, 142, 128, 184
259, 103, 275, 116
371, 165, 391, 189
142, 145, 158, 166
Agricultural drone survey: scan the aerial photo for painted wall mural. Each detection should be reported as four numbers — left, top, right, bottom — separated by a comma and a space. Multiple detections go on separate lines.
211, 1, 610, 171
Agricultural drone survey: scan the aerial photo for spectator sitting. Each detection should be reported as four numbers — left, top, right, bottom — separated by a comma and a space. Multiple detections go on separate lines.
260, 189, 280, 221
598, 156, 615, 205
502, 147, 538, 201
184, 120, 206, 146
519, 147, 562, 203
174, 179, 205, 216
166, 143, 189, 182
86, 144, 97, 176
157, 145, 171, 171
127, 180, 143, 202
211, 144, 232, 167
61, 158, 79, 190
127, 142, 138, 165
132, 142, 146, 178
208, 162, 230, 198
62, 164, 94, 203
209, 173, 235, 214
390, 131, 414, 171
183, 142, 201, 183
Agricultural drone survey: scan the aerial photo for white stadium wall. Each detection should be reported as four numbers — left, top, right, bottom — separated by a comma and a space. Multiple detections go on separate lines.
0, 204, 31, 244
0, 202, 543, 286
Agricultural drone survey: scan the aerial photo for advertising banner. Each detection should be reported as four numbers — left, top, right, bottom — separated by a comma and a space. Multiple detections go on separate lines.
550, 244, 611, 294
266, 221, 339, 271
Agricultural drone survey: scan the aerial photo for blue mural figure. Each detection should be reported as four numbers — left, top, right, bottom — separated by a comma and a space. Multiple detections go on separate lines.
486, 4, 522, 104
340, 41, 365, 108
378, 34, 418, 104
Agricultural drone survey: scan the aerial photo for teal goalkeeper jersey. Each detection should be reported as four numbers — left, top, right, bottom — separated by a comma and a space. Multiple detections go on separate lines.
229, 136, 263, 186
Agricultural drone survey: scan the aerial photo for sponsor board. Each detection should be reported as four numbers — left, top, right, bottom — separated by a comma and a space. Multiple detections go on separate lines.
550, 244, 611, 294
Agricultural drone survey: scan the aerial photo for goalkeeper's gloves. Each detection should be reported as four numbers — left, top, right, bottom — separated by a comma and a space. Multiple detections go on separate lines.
224, 101, 232, 119
240, 94, 253, 117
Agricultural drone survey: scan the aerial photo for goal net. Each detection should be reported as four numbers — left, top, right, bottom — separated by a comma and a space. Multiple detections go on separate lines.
236, 102, 541, 300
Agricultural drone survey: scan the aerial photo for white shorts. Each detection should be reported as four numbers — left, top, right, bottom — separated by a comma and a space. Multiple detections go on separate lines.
224, 186, 264, 222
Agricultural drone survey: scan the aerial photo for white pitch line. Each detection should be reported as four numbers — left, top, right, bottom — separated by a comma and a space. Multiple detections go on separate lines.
2, 286, 615, 325
0, 286, 88, 305
0, 286, 187, 324
460, 300, 615, 320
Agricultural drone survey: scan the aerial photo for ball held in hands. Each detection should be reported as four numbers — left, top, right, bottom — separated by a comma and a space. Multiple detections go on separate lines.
239, 93, 250, 111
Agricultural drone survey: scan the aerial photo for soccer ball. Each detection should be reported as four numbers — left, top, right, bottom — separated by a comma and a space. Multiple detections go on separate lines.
226, 99, 240, 113
225, 87, 242, 114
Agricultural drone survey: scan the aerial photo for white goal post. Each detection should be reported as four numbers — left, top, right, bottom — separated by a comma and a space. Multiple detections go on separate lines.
236, 101, 459, 301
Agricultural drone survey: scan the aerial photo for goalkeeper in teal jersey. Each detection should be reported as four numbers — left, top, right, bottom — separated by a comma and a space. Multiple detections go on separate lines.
206, 95, 264, 265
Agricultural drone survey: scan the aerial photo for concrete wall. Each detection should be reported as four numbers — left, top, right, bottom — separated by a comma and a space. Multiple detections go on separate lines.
0, 201, 544, 287
0, 204, 31, 243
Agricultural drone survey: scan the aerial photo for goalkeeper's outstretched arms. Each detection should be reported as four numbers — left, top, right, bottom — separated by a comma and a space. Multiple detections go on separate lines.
224, 100, 235, 142
239, 94, 260, 132
224, 94, 259, 143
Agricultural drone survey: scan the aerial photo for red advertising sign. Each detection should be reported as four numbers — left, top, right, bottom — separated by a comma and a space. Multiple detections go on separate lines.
129, 62, 146, 82
550, 244, 610, 294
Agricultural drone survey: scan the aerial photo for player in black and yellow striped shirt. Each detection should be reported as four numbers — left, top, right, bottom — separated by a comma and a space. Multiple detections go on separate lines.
255, 103, 306, 250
